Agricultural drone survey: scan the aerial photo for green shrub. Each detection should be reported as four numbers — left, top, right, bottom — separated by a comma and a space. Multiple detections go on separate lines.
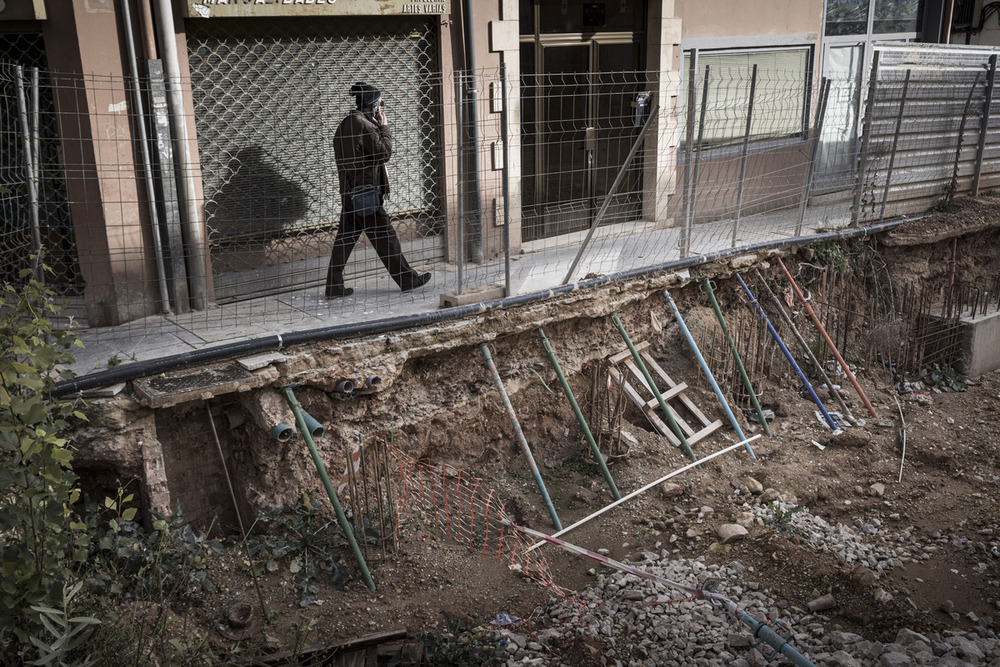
0, 261, 86, 660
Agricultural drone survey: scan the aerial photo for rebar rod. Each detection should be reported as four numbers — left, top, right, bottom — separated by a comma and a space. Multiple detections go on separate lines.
754, 271, 855, 421
538, 328, 621, 500
735, 274, 839, 431
508, 518, 815, 666
610, 312, 698, 462
949, 71, 981, 201
776, 258, 878, 419
284, 387, 376, 592
664, 291, 756, 458
701, 279, 772, 437
878, 69, 911, 222
204, 404, 268, 620
480, 344, 562, 530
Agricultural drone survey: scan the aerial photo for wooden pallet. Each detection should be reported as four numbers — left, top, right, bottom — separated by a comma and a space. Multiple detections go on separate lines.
608, 341, 722, 448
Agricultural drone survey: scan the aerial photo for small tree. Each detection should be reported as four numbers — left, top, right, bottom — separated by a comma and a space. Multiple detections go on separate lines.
0, 261, 87, 659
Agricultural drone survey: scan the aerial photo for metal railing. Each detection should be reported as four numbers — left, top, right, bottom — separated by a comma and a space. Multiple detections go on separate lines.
0, 43, 998, 353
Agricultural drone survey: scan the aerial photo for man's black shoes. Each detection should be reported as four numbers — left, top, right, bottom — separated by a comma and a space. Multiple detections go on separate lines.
325, 286, 354, 299
401, 272, 431, 292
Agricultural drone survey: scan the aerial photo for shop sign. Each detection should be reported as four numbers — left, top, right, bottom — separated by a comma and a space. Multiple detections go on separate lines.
0, 0, 46, 20
185, 0, 450, 19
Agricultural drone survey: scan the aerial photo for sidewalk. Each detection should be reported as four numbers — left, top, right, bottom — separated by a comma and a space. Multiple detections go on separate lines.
65, 202, 852, 383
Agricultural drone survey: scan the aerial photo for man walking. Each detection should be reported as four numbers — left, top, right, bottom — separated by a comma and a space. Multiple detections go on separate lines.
325, 82, 431, 298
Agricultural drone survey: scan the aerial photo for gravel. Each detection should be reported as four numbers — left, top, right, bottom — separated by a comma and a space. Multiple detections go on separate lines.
492, 506, 1000, 666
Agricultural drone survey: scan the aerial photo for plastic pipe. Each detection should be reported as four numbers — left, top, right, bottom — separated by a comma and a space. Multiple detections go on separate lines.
775, 258, 879, 419
735, 275, 839, 432
153, 0, 208, 310
701, 279, 772, 437
708, 595, 817, 667
284, 387, 376, 592
754, 270, 855, 422
364, 375, 382, 389
480, 344, 562, 530
300, 410, 325, 439
610, 312, 698, 463
269, 423, 293, 442
121, 0, 171, 314
664, 291, 756, 458
538, 327, 621, 500
334, 380, 355, 394
53, 217, 917, 398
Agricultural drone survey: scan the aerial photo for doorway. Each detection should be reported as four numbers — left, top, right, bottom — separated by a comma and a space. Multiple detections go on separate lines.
519, 2, 646, 242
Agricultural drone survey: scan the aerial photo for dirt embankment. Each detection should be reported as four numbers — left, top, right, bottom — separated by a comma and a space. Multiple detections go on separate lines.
70, 194, 1000, 663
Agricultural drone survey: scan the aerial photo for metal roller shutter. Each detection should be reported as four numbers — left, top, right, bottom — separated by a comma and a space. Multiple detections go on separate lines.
185, 16, 443, 294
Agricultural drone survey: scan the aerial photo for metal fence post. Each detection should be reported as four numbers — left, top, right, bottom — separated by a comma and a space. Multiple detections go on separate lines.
500, 62, 511, 297
878, 68, 911, 221
972, 53, 997, 196
14, 65, 42, 281
681, 51, 697, 258
732, 64, 758, 247
852, 50, 880, 226
686, 65, 711, 257
796, 77, 831, 237
455, 71, 465, 294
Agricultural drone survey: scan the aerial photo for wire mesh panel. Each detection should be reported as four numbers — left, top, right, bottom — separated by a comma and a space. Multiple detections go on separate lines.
185, 16, 444, 303
0, 36, 78, 295
857, 43, 1000, 223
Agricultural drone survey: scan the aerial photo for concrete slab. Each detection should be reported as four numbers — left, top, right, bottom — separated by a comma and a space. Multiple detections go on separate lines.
439, 284, 507, 308
956, 305, 1000, 378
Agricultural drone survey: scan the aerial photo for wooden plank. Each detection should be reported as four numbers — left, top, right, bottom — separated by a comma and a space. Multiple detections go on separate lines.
642, 381, 688, 409
609, 340, 651, 365
641, 351, 714, 428
609, 367, 680, 446
686, 419, 723, 446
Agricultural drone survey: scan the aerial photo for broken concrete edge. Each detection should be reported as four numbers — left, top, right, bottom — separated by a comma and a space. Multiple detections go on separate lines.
131, 365, 279, 409
52, 217, 913, 399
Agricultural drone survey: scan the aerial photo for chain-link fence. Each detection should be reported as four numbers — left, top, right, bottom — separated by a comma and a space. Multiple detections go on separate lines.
0, 42, 998, 353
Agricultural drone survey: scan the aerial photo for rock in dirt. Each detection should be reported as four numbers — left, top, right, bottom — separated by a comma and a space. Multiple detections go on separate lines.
660, 481, 684, 498
875, 588, 894, 603
745, 477, 764, 494
870, 482, 886, 497
718, 524, 749, 544
758, 488, 781, 504
835, 430, 872, 448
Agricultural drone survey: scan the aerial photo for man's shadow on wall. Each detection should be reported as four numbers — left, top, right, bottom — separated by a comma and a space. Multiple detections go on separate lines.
208, 146, 309, 241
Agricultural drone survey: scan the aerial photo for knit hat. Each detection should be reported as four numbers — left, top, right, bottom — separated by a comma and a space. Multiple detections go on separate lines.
351, 82, 381, 110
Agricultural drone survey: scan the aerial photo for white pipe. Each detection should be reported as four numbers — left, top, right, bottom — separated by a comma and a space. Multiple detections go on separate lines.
152, 0, 208, 310
526, 435, 760, 552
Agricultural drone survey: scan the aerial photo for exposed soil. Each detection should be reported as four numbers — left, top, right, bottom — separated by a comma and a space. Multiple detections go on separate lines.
82, 194, 1000, 664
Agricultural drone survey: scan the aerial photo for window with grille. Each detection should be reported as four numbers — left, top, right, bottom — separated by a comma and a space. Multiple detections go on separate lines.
682, 47, 811, 150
